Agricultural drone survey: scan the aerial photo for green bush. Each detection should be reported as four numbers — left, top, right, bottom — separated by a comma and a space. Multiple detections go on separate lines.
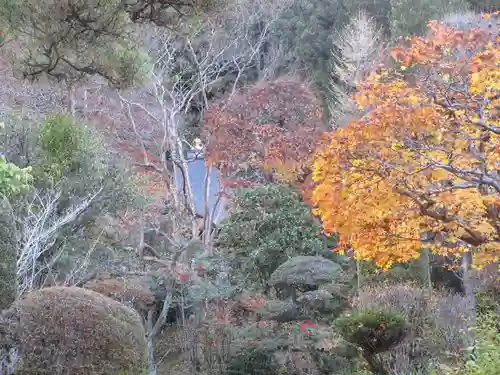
217, 184, 326, 289
34, 111, 142, 213
37, 113, 102, 183
0, 112, 144, 287
467, 312, 500, 375
466, 0, 499, 12
476, 292, 499, 316
354, 284, 473, 373
0, 202, 17, 309
92, 42, 152, 88
335, 307, 407, 374
0, 155, 32, 197
0, 121, 33, 197
335, 307, 407, 354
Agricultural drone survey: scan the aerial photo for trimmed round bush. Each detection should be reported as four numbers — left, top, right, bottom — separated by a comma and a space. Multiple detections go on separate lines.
335, 307, 407, 354
1, 286, 148, 375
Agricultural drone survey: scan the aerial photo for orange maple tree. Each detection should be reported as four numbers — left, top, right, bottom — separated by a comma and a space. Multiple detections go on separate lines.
312, 13, 499, 269
202, 78, 327, 187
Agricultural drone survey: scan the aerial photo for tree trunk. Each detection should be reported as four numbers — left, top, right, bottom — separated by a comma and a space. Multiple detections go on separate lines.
145, 311, 158, 375
460, 249, 477, 362
418, 248, 432, 290
419, 231, 433, 291
356, 260, 362, 293
145, 292, 173, 375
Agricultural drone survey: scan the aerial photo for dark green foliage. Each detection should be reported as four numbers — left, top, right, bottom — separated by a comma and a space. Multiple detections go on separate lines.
475, 289, 500, 317
0, 0, 129, 84
311, 349, 360, 375
124, 0, 227, 26
217, 184, 325, 289
258, 300, 301, 322
335, 307, 407, 374
335, 307, 407, 354
389, 0, 469, 36
264, 0, 350, 117
319, 282, 352, 302
466, 0, 500, 12
466, 311, 500, 375
268, 0, 349, 75
359, 258, 425, 286
296, 290, 344, 318
344, 0, 392, 35
0, 0, 216, 84
227, 345, 279, 375
0, 203, 17, 310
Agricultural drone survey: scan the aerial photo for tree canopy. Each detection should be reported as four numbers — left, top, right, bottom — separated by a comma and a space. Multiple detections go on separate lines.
203, 78, 326, 184
0, 0, 221, 84
216, 183, 326, 288
312, 13, 499, 269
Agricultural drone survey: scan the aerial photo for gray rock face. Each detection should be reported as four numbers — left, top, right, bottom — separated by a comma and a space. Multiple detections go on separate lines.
268, 256, 344, 288
259, 300, 300, 322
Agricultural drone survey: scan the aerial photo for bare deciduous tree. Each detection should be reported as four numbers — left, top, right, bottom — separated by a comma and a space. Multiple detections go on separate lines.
328, 11, 385, 128
107, 5, 292, 372
5, 186, 102, 297
116, 0, 289, 247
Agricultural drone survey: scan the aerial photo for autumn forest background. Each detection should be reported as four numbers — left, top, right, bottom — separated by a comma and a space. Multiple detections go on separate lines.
0, 0, 498, 374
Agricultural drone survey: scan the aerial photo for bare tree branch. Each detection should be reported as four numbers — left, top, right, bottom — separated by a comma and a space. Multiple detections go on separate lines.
328, 11, 386, 128
14, 186, 103, 297
115, 0, 288, 248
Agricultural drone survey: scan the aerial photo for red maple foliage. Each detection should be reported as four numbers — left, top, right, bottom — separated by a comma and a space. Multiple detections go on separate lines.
299, 320, 321, 332
202, 78, 327, 185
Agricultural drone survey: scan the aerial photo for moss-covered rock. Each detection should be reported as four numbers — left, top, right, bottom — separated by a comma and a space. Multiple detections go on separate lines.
258, 300, 301, 322
297, 290, 344, 318
1, 286, 147, 375
269, 256, 344, 288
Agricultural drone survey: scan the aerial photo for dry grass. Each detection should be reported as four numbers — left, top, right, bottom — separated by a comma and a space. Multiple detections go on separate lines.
354, 284, 474, 373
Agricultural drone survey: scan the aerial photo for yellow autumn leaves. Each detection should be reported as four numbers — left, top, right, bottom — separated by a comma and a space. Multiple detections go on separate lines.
312, 16, 500, 270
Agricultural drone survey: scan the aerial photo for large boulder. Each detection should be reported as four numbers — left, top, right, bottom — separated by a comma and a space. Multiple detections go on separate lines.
297, 290, 344, 317
269, 256, 344, 289
0, 286, 148, 375
258, 300, 301, 322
